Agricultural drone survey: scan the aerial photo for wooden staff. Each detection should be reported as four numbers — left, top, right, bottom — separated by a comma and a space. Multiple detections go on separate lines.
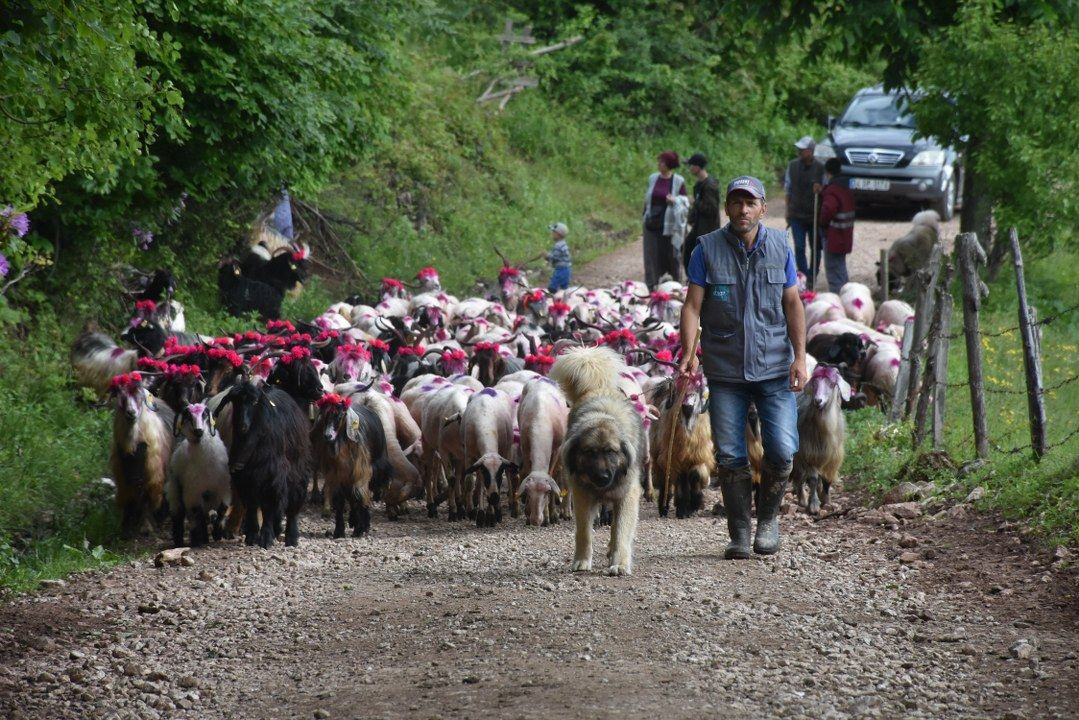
664, 327, 702, 512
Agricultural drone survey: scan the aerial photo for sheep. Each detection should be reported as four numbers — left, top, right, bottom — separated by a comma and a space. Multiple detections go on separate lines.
311, 394, 391, 538
215, 378, 312, 547
167, 402, 231, 547
649, 370, 715, 519
873, 299, 915, 331
461, 386, 518, 527
515, 378, 569, 526
792, 365, 850, 515
71, 330, 138, 397
108, 372, 174, 538
862, 343, 903, 404
839, 282, 876, 326
804, 298, 846, 331
418, 384, 473, 519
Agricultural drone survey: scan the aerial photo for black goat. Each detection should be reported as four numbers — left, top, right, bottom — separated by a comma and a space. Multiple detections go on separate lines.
806, 332, 871, 410
218, 260, 285, 319
241, 248, 309, 294
267, 352, 325, 410
215, 379, 312, 548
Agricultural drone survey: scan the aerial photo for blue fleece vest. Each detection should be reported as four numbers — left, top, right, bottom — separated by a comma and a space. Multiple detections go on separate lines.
698, 224, 793, 382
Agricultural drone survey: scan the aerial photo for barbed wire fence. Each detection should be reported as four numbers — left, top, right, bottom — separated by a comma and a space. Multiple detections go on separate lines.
888, 228, 1078, 462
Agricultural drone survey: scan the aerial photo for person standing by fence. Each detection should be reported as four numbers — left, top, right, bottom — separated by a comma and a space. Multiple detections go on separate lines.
683, 153, 722, 276
818, 157, 855, 292
784, 136, 824, 285
642, 150, 688, 289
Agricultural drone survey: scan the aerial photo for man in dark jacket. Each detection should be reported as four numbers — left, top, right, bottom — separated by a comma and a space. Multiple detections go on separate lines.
818, 158, 856, 292
784, 136, 825, 285
683, 153, 722, 275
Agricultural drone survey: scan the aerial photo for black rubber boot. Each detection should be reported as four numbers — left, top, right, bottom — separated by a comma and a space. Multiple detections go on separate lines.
754, 461, 792, 555
718, 466, 753, 559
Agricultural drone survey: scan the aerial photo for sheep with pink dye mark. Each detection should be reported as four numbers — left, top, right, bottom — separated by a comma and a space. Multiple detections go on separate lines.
515, 378, 569, 526
461, 386, 518, 527
839, 282, 876, 326
873, 299, 915, 333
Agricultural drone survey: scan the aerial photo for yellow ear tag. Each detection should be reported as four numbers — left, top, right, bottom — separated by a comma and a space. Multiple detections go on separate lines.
351, 419, 359, 431
560, 488, 569, 498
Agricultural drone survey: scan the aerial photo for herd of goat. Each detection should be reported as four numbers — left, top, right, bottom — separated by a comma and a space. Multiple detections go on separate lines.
70, 233, 915, 549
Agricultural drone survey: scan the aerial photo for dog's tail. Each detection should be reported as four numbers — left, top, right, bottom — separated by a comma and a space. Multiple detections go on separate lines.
911, 209, 941, 234
550, 346, 627, 405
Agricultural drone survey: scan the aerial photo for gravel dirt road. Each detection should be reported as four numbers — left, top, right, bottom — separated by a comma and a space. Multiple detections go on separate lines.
2, 203, 1074, 720
574, 197, 960, 290
0, 487, 1076, 720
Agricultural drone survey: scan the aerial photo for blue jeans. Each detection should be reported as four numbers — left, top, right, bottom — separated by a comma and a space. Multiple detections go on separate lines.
548, 265, 571, 291
708, 376, 799, 469
789, 218, 821, 285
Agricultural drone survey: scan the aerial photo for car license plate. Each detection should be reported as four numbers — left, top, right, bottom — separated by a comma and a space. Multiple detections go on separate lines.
852, 178, 891, 191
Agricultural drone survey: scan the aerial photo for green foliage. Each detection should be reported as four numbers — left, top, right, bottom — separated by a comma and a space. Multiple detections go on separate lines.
0, 0, 182, 208
0, 309, 123, 595
912, 1, 1079, 253
845, 248, 1079, 546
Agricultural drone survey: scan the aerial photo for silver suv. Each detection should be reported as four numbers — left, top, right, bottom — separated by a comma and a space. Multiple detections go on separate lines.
814, 86, 963, 220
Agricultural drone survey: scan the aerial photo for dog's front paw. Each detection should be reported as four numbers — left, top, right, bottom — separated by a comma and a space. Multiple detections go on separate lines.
571, 559, 592, 572
606, 562, 632, 576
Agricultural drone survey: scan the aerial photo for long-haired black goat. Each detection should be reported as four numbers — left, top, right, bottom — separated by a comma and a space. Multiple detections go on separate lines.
215, 378, 312, 547
218, 260, 285, 320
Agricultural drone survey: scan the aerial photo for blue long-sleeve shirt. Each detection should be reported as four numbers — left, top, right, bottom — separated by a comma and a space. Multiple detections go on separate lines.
547, 239, 571, 268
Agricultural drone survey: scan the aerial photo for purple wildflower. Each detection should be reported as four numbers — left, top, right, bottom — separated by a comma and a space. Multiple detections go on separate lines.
133, 227, 155, 251
0, 253, 9, 278
1, 206, 29, 238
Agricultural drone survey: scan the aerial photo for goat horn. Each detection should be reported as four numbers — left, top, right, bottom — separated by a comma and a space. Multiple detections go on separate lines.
624, 348, 680, 369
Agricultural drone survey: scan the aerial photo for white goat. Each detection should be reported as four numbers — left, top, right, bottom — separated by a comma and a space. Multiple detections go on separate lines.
167, 402, 231, 547
792, 365, 850, 515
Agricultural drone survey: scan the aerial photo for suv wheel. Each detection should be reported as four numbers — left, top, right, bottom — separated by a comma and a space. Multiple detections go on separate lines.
933, 173, 956, 221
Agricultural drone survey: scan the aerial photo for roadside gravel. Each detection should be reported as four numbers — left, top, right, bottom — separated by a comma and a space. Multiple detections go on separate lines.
0, 486, 1075, 720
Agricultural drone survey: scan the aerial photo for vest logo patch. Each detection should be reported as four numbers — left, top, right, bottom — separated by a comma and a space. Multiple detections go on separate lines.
710, 284, 731, 302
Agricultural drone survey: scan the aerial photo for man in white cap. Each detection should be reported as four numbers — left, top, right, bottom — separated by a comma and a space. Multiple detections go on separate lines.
784, 136, 825, 285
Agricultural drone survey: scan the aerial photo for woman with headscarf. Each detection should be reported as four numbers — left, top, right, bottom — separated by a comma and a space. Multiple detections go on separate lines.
642, 150, 688, 289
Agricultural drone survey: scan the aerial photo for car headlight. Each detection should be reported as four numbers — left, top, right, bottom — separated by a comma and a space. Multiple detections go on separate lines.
814, 144, 836, 161
910, 149, 945, 167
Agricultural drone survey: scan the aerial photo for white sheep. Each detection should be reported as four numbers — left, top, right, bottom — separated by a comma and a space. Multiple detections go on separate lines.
840, 282, 876, 326
515, 378, 569, 526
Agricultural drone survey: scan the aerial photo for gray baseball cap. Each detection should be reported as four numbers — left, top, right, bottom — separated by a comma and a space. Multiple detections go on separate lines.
725, 176, 766, 201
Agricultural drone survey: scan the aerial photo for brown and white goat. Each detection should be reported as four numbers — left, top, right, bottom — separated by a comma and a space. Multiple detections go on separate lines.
649, 370, 715, 519
72, 331, 138, 398
311, 395, 385, 538
108, 372, 174, 537
792, 365, 850, 515
515, 378, 569, 526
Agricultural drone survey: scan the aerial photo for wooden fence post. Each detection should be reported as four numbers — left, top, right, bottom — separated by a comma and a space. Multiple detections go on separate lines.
904, 242, 944, 418
889, 316, 916, 422
1009, 228, 1047, 460
913, 260, 955, 447
880, 248, 889, 302
956, 232, 990, 460
932, 292, 953, 450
